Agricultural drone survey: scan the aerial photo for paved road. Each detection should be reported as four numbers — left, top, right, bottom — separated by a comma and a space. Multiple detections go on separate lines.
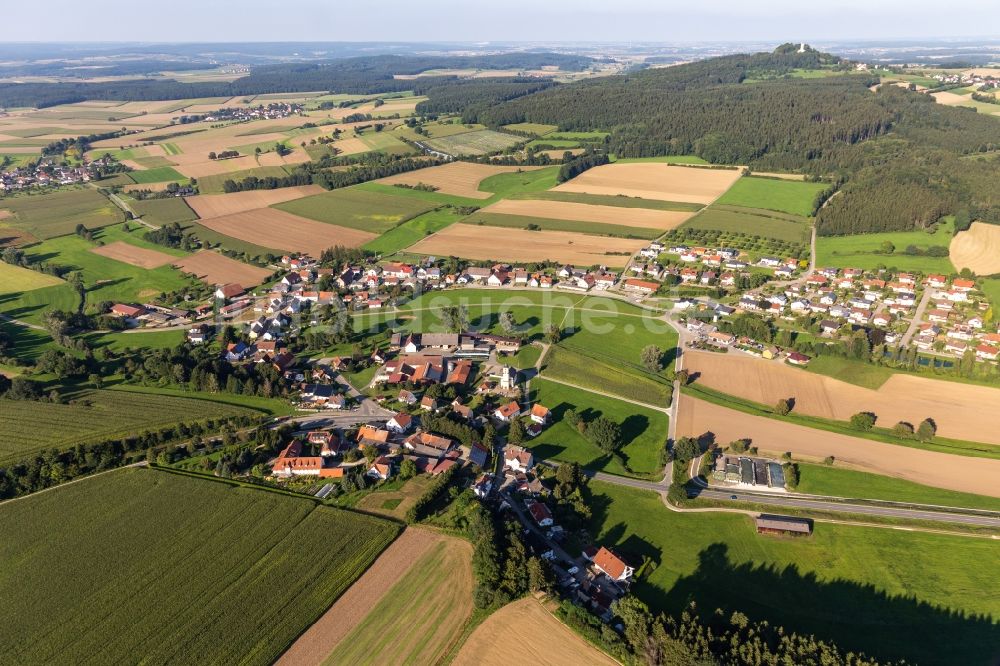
901, 287, 933, 347
588, 470, 1000, 528
0, 312, 45, 331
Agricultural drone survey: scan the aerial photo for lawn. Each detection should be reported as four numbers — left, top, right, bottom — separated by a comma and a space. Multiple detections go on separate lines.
0, 468, 399, 666
587, 482, 1000, 666
803, 354, 894, 390
463, 212, 660, 240
0, 320, 55, 360
357, 131, 416, 156
0, 388, 255, 464
0, 262, 63, 294
362, 207, 462, 255
682, 205, 812, 244
815, 218, 956, 273
795, 461, 1000, 511
715, 176, 828, 217
503, 122, 558, 135
528, 378, 667, 478
542, 346, 673, 408
509, 190, 703, 212
0, 188, 123, 239
979, 277, 1000, 311
274, 187, 436, 234
129, 197, 198, 226
0, 282, 80, 326
128, 166, 186, 184
423, 129, 525, 156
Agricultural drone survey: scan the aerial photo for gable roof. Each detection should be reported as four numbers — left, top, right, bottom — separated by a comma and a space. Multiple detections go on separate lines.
593, 546, 629, 580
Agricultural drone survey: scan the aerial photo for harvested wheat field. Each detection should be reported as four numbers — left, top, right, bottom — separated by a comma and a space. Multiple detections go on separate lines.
677, 395, 1000, 497
198, 208, 375, 254
278, 527, 473, 666
541, 148, 585, 159
90, 241, 176, 269
123, 181, 175, 194
553, 163, 742, 204
949, 222, 1000, 274
932, 91, 970, 105
481, 198, 695, 230
171, 155, 261, 178
184, 186, 324, 219
684, 351, 1000, 446
751, 171, 806, 181
377, 162, 541, 199
409, 224, 645, 265
454, 597, 618, 666
172, 251, 271, 288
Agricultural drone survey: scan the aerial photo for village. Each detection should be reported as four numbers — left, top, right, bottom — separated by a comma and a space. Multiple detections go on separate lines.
0, 154, 122, 191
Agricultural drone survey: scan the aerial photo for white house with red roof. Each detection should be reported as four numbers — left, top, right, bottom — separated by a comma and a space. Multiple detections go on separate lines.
591, 546, 634, 582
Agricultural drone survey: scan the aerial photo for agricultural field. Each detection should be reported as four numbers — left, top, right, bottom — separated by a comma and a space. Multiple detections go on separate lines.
542, 346, 673, 407
683, 350, 1000, 451
463, 212, 661, 240
0, 388, 254, 464
588, 481, 1000, 666
196, 208, 376, 254
528, 378, 668, 478
681, 205, 812, 243
816, 218, 955, 273
478, 198, 695, 230
195, 166, 291, 194
376, 162, 543, 199
949, 221, 1000, 275
128, 197, 198, 226
172, 250, 271, 289
714, 175, 827, 216
90, 241, 177, 268
676, 393, 1000, 497
508, 190, 704, 212
184, 185, 325, 219
502, 122, 558, 135
795, 461, 1000, 511
356, 130, 415, 156
408, 223, 646, 266
362, 208, 463, 255
0, 188, 123, 240
127, 166, 186, 184
0, 282, 79, 327
317, 534, 473, 665
275, 187, 438, 233
0, 261, 63, 294
423, 129, 525, 156
0, 468, 399, 666
453, 597, 618, 666
553, 163, 742, 204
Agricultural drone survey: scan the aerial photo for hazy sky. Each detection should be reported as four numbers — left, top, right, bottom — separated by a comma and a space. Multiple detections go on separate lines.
3, 0, 1000, 42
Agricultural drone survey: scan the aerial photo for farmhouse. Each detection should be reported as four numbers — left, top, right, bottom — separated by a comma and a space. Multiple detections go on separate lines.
755, 514, 812, 536
215, 283, 245, 301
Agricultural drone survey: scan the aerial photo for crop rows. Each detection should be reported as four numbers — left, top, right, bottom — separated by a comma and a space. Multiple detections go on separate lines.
0, 468, 399, 665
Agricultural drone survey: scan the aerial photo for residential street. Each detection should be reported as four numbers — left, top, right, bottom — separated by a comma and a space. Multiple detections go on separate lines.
901, 287, 933, 347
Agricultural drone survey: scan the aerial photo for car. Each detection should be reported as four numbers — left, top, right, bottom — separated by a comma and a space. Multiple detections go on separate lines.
566, 565, 579, 575
730, 494, 738, 500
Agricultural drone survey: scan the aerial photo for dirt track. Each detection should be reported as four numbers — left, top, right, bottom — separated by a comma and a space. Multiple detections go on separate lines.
481, 198, 694, 229
553, 163, 741, 204
275, 527, 439, 666
90, 241, 175, 269
949, 222, 1000, 275
677, 394, 1000, 497
684, 351, 1000, 446
197, 208, 375, 254
453, 597, 619, 666
409, 224, 645, 265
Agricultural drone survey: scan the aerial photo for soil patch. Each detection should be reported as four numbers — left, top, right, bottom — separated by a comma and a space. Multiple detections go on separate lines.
197, 208, 375, 254
90, 241, 176, 269
553, 163, 742, 204
172, 250, 271, 288
185, 186, 324, 219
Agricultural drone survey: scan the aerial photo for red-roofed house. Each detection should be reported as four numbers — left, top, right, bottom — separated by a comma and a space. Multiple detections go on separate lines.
530, 404, 551, 425
110, 303, 146, 319
367, 456, 394, 480
215, 283, 245, 301
387, 412, 413, 433
503, 445, 533, 473
494, 400, 521, 423
592, 546, 634, 582
527, 501, 553, 527
623, 278, 659, 295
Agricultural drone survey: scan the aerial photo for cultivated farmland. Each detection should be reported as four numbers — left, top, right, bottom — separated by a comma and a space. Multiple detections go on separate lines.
129, 197, 198, 226
714, 175, 827, 216
681, 205, 812, 243
90, 241, 176, 268
127, 166, 186, 184
0, 468, 398, 666
0, 188, 123, 239
949, 221, 1000, 274
408, 224, 646, 265
0, 389, 253, 464
376, 161, 542, 199
173, 250, 271, 288
274, 187, 436, 233
197, 208, 376, 254
184, 185, 325, 219
463, 212, 662, 239
0, 261, 63, 294
553, 163, 743, 204
480, 198, 695, 230
453, 597, 618, 666
423, 129, 525, 156
684, 350, 1000, 449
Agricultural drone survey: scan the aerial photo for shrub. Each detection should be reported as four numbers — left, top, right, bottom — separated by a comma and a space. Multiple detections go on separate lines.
850, 411, 877, 431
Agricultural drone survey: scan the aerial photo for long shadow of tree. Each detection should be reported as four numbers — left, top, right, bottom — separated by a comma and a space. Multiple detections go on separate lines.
651, 542, 999, 666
